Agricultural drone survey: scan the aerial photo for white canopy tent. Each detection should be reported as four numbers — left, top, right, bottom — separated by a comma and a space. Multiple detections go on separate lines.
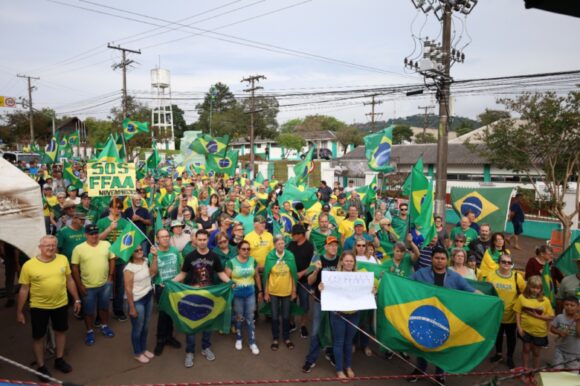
0, 157, 45, 258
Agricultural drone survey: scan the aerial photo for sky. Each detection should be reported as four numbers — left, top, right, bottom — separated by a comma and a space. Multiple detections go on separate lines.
0, 0, 579, 127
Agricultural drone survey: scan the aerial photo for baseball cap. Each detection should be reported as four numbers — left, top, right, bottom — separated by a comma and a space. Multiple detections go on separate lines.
170, 220, 184, 228
354, 219, 365, 227
325, 236, 339, 245
291, 223, 306, 235
330, 194, 337, 200
67, 185, 78, 192
42, 185, 52, 190
338, 193, 346, 199
84, 224, 99, 235
322, 204, 331, 212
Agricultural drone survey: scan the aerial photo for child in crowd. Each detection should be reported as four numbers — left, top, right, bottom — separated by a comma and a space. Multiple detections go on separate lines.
513, 275, 555, 368
549, 296, 579, 370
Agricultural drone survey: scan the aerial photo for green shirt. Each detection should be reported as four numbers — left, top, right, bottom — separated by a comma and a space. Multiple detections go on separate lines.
149, 246, 182, 285
56, 226, 86, 261
383, 253, 414, 278
450, 227, 479, 245
182, 243, 196, 257
391, 215, 408, 240
75, 205, 98, 224
235, 213, 255, 236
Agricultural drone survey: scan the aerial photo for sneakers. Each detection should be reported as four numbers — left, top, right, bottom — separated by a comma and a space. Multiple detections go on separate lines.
249, 344, 260, 355
166, 336, 182, 348
114, 312, 128, 322
235, 340, 243, 351
289, 322, 297, 333
54, 357, 72, 373
300, 326, 309, 338
385, 350, 394, 360
37, 365, 52, 382
490, 353, 503, 363
302, 361, 316, 373
184, 353, 194, 368
324, 352, 336, 367
101, 325, 115, 338
407, 369, 421, 383
201, 348, 216, 361
85, 330, 95, 346
506, 357, 515, 369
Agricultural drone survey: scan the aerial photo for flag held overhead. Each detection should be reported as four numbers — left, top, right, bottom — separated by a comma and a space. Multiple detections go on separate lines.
364, 126, 395, 172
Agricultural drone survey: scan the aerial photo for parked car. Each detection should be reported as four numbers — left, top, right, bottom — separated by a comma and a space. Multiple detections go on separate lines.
1, 151, 41, 165
300, 148, 333, 160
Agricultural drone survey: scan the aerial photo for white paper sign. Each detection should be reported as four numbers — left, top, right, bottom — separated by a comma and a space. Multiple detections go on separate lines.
320, 271, 376, 311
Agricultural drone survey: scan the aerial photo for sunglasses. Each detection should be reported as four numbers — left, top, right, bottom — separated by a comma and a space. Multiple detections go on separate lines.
356, 244, 366, 247
499, 260, 513, 264
400, 208, 408, 211
239, 247, 250, 251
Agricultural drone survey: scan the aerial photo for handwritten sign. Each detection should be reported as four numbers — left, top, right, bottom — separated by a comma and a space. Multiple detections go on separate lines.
87, 162, 136, 197
321, 271, 376, 311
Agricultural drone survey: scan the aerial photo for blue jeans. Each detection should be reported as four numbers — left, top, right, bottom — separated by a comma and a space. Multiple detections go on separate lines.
185, 331, 212, 353
130, 291, 153, 355
297, 282, 311, 313
306, 301, 322, 364
417, 357, 443, 375
330, 312, 360, 372
233, 295, 256, 345
270, 295, 291, 341
113, 262, 126, 315
83, 282, 112, 316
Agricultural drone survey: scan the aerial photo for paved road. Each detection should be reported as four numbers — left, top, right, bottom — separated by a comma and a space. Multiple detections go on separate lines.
0, 233, 555, 385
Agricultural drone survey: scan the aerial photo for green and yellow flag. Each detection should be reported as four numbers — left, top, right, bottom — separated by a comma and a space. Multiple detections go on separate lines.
363, 126, 395, 172
402, 156, 428, 222
189, 134, 229, 157
96, 135, 121, 163
450, 187, 514, 231
110, 221, 146, 262
377, 273, 503, 373
44, 136, 59, 164
159, 281, 234, 335
414, 180, 436, 246
68, 130, 80, 146
206, 150, 238, 177
63, 160, 83, 189
293, 148, 314, 185
555, 234, 580, 276
123, 118, 149, 140
541, 262, 556, 308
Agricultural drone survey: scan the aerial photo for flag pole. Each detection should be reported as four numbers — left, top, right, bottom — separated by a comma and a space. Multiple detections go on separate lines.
127, 218, 155, 247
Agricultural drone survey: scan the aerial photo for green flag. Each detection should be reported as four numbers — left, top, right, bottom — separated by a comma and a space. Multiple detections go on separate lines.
146, 146, 161, 174
68, 129, 80, 146
96, 135, 121, 163
541, 262, 556, 308
377, 273, 503, 373
44, 136, 59, 164
159, 281, 234, 335
63, 160, 83, 189
58, 134, 74, 160
357, 261, 389, 280
466, 279, 498, 297
109, 221, 146, 262
293, 148, 314, 185
353, 175, 377, 208
402, 157, 429, 222
450, 187, 514, 231
310, 228, 342, 256
123, 118, 149, 140
206, 150, 238, 177
414, 180, 436, 246
189, 134, 229, 156
279, 183, 318, 210
555, 235, 580, 276
364, 126, 395, 172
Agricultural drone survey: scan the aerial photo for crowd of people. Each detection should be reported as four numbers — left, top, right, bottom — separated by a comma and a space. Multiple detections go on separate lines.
2, 161, 579, 384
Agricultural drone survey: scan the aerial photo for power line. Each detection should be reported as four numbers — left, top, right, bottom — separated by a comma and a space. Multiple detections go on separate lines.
241, 74, 267, 177
16, 74, 40, 143
364, 95, 384, 131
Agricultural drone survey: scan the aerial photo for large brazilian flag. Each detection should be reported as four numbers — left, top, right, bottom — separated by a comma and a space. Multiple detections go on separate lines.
363, 125, 395, 172
189, 134, 230, 157
377, 273, 503, 373
206, 150, 238, 177
159, 281, 234, 335
450, 187, 513, 231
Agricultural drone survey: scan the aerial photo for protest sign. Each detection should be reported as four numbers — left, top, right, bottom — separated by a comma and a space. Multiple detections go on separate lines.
87, 162, 136, 197
321, 271, 376, 311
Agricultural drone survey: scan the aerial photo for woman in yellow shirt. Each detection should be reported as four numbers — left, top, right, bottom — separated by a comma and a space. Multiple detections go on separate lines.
485, 254, 526, 369
514, 275, 555, 369
263, 235, 297, 351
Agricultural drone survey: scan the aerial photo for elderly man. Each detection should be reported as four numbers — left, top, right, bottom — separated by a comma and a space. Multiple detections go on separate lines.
450, 216, 479, 246
17, 235, 81, 379
57, 211, 87, 262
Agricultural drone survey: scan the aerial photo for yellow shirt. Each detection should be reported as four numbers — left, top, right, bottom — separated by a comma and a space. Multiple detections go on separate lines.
43, 195, 58, 216
339, 218, 366, 241
186, 196, 199, 214
513, 295, 554, 337
71, 241, 115, 288
267, 259, 293, 297
486, 270, 526, 323
19, 254, 71, 309
245, 231, 274, 268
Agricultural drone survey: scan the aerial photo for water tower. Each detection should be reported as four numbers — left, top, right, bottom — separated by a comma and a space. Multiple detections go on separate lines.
150, 68, 175, 150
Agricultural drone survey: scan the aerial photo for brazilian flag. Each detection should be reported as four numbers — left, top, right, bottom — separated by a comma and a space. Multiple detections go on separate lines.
69, 130, 80, 146
402, 156, 429, 222
363, 125, 395, 172
279, 182, 318, 210
159, 281, 234, 335
206, 150, 238, 177
310, 228, 341, 256
541, 262, 556, 308
96, 135, 121, 162
555, 235, 580, 276
123, 118, 149, 140
377, 273, 503, 373
63, 160, 83, 189
44, 136, 59, 164
189, 134, 230, 157
450, 187, 513, 231
414, 179, 436, 246
146, 145, 161, 174
110, 221, 146, 262
293, 148, 314, 185
352, 175, 377, 208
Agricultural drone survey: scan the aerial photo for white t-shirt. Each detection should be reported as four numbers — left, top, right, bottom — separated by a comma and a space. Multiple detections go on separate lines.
124, 261, 152, 302
356, 255, 379, 264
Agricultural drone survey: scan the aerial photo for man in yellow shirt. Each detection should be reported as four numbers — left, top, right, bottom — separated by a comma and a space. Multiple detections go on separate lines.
244, 215, 274, 268
338, 205, 360, 244
71, 224, 116, 347
17, 235, 81, 380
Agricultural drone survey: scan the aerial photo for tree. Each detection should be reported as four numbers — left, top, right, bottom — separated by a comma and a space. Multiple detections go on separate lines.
478, 109, 511, 126
455, 120, 475, 137
0, 108, 55, 145
171, 104, 187, 149
195, 83, 238, 134
295, 115, 348, 132
392, 124, 413, 144
414, 132, 437, 144
84, 118, 114, 147
277, 133, 306, 158
336, 126, 363, 155
280, 118, 303, 133
474, 91, 580, 249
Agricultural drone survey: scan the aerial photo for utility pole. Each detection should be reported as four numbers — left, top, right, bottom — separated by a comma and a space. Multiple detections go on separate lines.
418, 105, 435, 136
241, 75, 266, 179
364, 94, 383, 131
17, 74, 39, 143
108, 44, 141, 157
